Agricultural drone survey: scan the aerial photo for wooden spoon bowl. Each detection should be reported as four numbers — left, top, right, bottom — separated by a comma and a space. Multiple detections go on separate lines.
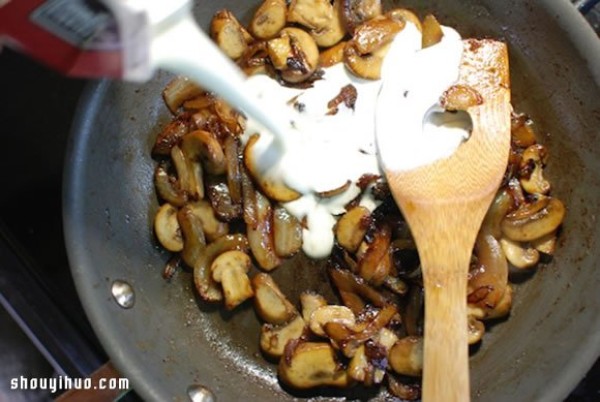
378, 39, 511, 401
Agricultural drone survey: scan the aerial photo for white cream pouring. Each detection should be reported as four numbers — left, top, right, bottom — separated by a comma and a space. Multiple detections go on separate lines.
243, 22, 470, 259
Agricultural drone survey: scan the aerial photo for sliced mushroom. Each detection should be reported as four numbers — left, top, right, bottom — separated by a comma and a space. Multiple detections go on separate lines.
386, 8, 422, 31
312, 0, 346, 47
440, 84, 483, 112
323, 304, 397, 357
243, 134, 301, 202
484, 283, 513, 320
387, 374, 421, 401
532, 230, 558, 255
177, 204, 207, 267
247, 190, 283, 270
319, 41, 347, 67
388, 336, 423, 377
260, 315, 307, 358
252, 273, 297, 324
357, 222, 392, 286
421, 14, 443, 48
154, 161, 188, 207
520, 144, 550, 195
194, 234, 249, 303
187, 199, 229, 242
162, 76, 204, 114
335, 206, 370, 253
511, 113, 537, 148
268, 27, 320, 83
278, 341, 349, 389
154, 203, 183, 252
352, 16, 404, 55
300, 292, 328, 322
500, 237, 540, 269
340, 0, 383, 35
468, 232, 508, 313
273, 206, 303, 257
467, 316, 485, 345
343, 39, 391, 80
347, 344, 370, 382
206, 179, 242, 222
250, 0, 287, 40
288, 0, 345, 47
309, 305, 356, 337
152, 113, 192, 156
329, 267, 390, 314
211, 250, 254, 310
501, 197, 565, 242
181, 129, 226, 176
182, 92, 216, 111
211, 9, 253, 60
223, 135, 243, 205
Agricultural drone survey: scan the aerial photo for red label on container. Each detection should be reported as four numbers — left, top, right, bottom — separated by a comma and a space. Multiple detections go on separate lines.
0, 0, 125, 78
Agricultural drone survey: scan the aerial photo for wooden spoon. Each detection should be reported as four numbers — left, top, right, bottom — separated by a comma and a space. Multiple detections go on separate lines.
377, 39, 511, 401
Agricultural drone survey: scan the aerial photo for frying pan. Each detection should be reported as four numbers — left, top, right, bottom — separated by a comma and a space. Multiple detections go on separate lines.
63, 0, 600, 401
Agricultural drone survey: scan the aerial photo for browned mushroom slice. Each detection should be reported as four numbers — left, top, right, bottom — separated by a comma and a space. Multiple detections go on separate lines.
357, 222, 392, 286
308, 305, 356, 337
162, 76, 205, 114
468, 232, 508, 313
154, 203, 183, 253
211, 9, 253, 60
328, 267, 390, 314
206, 178, 243, 222
352, 16, 404, 55
250, 0, 287, 40
300, 292, 328, 322
273, 206, 303, 257
500, 237, 540, 269
152, 113, 192, 156
278, 341, 349, 388
532, 230, 558, 255
267, 28, 320, 84
467, 315, 485, 345
181, 129, 226, 176
176, 204, 207, 268
343, 40, 391, 80
252, 273, 297, 324
319, 41, 347, 68
388, 336, 423, 377
187, 199, 229, 242
387, 374, 421, 400
247, 190, 282, 271
386, 8, 422, 31
154, 161, 188, 207
193, 234, 249, 303
211, 250, 254, 310
340, 0, 383, 35
501, 197, 565, 242
511, 113, 537, 148
243, 134, 301, 202
440, 84, 483, 112
260, 315, 307, 358
421, 14, 443, 48
335, 206, 370, 253
519, 144, 550, 195
223, 135, 243, 205
288, 0, 345, 47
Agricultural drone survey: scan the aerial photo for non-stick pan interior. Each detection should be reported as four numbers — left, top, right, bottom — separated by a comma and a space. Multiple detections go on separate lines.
64, 1, 600, 401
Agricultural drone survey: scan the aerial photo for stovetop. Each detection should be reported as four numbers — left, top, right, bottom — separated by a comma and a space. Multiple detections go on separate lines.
0, 2, 599, 401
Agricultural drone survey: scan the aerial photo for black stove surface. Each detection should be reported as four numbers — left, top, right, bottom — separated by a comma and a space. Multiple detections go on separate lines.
0, 2, 599, 401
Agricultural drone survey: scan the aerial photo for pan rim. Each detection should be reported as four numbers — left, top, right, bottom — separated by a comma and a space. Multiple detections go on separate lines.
62, 1, 600, 401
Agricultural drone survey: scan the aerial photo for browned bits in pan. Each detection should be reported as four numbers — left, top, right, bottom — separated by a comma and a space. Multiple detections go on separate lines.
150, 1, 566, 399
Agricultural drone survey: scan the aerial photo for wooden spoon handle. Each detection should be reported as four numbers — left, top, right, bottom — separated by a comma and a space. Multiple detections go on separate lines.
421, 253, 470, 402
